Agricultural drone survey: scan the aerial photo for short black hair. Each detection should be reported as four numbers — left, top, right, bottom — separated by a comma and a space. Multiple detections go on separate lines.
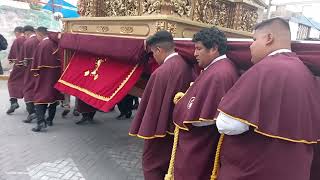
23, 25, 35, 33
36, 26, 48, 35
254, 17, 290, 32
146, 30, 174, 51
14, 26, 24, 33
192, 27, 227, 55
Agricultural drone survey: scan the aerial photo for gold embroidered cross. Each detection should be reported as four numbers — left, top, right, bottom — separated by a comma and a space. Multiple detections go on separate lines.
84, 58, 107, 80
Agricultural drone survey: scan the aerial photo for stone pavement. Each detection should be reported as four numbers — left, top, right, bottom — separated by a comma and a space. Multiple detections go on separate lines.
0, 81, 144, 180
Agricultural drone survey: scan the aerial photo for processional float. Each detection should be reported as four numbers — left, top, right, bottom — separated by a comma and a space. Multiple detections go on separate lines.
54, 0, 320, 112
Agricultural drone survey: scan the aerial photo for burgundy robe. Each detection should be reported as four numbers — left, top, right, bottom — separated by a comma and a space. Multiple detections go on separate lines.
22, 36, 39, 102
129, 54, 196, 180
31, 38, 64, 104
173, 59, 239, 180
217, 53, 320, 180
310, 144, 320, 180
7, 36, 26, 98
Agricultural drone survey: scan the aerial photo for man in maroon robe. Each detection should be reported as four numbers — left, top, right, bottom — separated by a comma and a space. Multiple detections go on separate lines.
129, 30, 196, 180
215, 17, 320, 180
21, 26, 39, 123
30, 27, 64, 132
170, 27, 239, 180
6, 27, 26, 114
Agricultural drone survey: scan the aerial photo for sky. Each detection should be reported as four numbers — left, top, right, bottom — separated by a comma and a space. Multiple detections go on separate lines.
270, 0, 320, 22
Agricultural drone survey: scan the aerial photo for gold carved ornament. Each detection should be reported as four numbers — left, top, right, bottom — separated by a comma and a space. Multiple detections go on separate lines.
104, 0, 139, 16
155, 21, 177, 37
238, 6, 258, 32
171, 0, 192, 17
193, 0, 231, 28
142, 0, 162, 15
84, 58, 107, 80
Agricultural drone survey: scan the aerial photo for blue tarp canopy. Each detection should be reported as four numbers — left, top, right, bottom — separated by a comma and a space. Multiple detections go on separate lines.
42, 0, 79, 18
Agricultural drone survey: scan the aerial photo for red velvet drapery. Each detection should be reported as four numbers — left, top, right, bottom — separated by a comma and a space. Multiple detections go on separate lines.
55, 33, 320, 112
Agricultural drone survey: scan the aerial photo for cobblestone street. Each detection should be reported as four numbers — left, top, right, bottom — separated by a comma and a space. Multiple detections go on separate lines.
0, 81, 144, 180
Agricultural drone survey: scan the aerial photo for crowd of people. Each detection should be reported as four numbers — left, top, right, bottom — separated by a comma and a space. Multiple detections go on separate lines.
3, 17, 320, 180
129, 17, 320, 180
4, 25, 139, 132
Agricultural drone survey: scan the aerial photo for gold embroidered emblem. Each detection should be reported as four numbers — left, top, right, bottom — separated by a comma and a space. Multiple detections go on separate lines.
84, 58, 107, 80
187, 97, 195, 109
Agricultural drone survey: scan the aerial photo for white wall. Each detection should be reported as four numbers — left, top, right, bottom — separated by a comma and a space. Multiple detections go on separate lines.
0, 3, 60, 71
309, 28, 320, 39
0, 0, 30, 9
289, 21, 299, 40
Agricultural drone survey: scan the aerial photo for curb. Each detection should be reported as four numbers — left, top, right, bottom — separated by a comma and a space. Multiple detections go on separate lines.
0, 75, 9, 80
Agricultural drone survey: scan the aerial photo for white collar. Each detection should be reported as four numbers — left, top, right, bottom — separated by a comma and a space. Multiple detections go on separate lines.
29, 34, 36, 38
204, 54, 227, 71
163, 52, 178, 63
268, 49, 292, 56
42, 37, 49, 41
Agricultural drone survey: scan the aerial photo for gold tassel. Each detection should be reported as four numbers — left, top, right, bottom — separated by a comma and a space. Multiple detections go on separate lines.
210, 134, 225, 180
174, 92, 185, 104
165, 126, 180, 180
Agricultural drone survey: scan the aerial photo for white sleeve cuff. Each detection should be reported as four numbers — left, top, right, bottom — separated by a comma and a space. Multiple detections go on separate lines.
216, 112, 249, 135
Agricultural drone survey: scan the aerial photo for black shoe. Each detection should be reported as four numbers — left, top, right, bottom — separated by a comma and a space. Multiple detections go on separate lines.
87, 118, 95, 124
31, 121, 47, 132
125, 112, 132, 119
47, 121, 53, 126
73, 110, 80, 116
61, 109, 70, 117
6, 103, 19, 114
75, 117, 88, 125
23, 113, 37, 123
116, 114, 126, 120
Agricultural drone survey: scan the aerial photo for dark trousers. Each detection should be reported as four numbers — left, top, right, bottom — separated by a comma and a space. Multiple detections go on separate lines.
10, 98, 18, 104
133, 97, 139, 104
82, 111, 96, 119
26, 102, 35, 115
142, 136, 174, 180
35, 102, 58, 125
0, 62, 3, 75
118, 95, 134, 115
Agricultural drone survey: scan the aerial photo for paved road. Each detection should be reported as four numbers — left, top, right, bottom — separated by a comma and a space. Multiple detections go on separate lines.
0, 81, 144, 180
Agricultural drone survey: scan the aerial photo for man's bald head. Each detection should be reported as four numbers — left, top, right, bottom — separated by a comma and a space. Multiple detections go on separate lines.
254, 17, 291, 43
250, 17, 292, 64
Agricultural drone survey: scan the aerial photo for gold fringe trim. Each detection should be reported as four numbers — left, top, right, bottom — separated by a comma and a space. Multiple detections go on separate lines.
58, 64, 139, 102
218, 109, 318, 144
31, 66, 61, 71
174, 122, 189, 131
183, 118, 216, 124
128, 131, 174, 140
165, 126, 180, 180
210, 134, 224, 180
